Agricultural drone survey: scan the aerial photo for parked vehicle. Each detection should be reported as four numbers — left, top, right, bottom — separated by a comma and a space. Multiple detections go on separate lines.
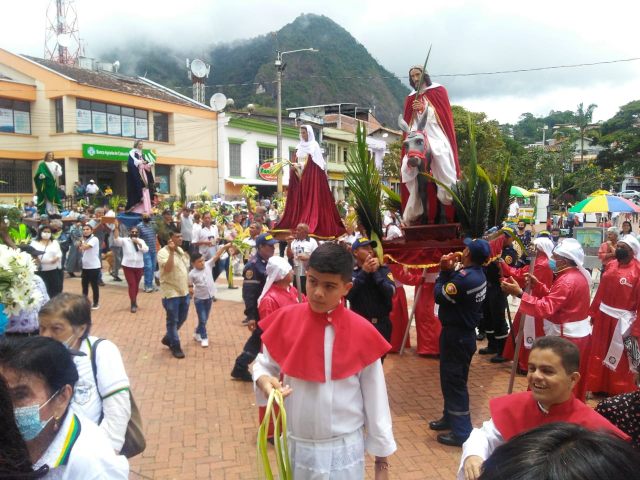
618, 189, 640, 200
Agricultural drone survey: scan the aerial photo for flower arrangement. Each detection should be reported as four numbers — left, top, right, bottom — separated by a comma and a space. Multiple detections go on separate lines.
0, 244, 43, 316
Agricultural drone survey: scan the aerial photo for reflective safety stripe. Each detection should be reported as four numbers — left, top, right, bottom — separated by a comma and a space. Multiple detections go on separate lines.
466, 281, 487, 295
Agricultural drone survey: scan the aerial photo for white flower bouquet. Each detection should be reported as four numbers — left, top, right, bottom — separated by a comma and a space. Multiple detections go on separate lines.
0, 244, 43, 316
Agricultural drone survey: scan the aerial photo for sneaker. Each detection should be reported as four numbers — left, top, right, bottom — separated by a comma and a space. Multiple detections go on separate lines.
201, 338, 209, 348
144, 287, 154, 293
193, 333, 202, 342
152, 286, 160, 292
91, 304, 100, 310
112, 276, 123, 282
170, 344, 185, 359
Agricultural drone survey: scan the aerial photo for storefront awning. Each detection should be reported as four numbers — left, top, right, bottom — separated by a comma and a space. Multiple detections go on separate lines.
224, 177, 288, 187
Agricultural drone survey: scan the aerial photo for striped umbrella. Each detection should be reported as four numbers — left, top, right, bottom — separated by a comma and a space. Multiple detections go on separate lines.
569, 195, 640, 213
510, 185, 533, 197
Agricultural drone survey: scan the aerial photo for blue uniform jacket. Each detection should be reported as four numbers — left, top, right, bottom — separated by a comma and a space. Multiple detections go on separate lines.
347, 264, 396, 320
435, 265, 487, 331
242, 253, 268, 321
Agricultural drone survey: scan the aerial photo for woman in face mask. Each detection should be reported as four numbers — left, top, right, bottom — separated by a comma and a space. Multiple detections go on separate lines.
0, 336, 129, 479
586, 236, 640, 396
38, 293, 132, 455
31, 225, 63, 298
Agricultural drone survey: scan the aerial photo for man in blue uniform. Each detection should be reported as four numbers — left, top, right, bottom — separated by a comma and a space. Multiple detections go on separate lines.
481, 227, 518, 363
430, 238, 489, 447
230, 233, 277, 381
347, 237, 396, 345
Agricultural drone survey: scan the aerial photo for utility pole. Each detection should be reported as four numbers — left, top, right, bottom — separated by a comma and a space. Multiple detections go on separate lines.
275, 48, 318, 193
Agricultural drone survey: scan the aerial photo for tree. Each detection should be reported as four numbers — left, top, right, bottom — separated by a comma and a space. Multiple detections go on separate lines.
381, 140, 401, 181
575, 102, 598, 163
597, 100, 640, 176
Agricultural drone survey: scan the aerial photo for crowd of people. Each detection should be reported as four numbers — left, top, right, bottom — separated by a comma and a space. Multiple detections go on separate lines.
1, 67, 640, 476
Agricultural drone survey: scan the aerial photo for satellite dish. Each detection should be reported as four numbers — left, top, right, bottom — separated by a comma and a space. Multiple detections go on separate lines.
57, 33, 71, 48
190, 58, 207, 79
226, 98, 235, 107
210, 92, 227, 112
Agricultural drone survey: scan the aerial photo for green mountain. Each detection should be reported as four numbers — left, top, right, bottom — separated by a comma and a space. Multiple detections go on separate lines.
102, 14, 409, 126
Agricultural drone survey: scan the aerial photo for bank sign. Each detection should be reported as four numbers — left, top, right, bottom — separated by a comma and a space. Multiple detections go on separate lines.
82, 143, 157, 164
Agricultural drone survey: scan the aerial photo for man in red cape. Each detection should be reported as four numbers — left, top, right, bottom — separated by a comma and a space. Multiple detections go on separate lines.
400, 65, 460, 224
459, 336, 629, 480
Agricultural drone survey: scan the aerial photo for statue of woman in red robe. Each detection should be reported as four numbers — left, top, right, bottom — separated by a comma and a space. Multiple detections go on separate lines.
275, 125, 345, 239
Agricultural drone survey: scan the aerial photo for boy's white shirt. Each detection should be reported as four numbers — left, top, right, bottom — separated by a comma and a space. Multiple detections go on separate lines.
252, 323, 396, 458
457, 419, 504, 480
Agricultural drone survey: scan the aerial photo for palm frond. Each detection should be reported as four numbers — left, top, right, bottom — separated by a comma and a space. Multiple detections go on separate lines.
381, 185, 401, 213
345, 122, 383, 241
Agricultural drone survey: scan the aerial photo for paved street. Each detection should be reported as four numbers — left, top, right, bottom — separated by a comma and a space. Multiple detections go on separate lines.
65, 276, 528, 479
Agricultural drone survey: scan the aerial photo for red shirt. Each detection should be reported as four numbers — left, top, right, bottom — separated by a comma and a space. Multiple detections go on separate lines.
490, 391, 629, 441
519, 267, 590, 324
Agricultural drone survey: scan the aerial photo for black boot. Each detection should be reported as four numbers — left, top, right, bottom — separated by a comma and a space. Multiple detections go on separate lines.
170, 343, 185, 359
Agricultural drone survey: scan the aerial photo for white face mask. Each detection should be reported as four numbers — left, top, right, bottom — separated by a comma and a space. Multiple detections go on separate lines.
41, 232, 51, 240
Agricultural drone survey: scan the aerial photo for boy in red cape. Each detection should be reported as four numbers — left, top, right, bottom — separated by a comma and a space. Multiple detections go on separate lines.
459, 336, 629, 480
254, 243, 396, 479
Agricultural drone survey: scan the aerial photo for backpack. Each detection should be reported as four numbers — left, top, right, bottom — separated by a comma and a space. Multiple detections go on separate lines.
90, 338, 146, 458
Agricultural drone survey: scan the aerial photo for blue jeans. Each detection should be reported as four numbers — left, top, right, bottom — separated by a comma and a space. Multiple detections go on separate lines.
194, 297, 213, 339
162, 295, 190, 346
143, 250, 156, 289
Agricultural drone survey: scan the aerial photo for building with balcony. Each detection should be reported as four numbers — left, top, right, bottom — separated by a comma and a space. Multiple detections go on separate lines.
0, 48, 217, 201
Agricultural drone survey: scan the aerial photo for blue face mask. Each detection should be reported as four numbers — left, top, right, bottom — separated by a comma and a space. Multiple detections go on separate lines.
14, 390, 58, 441
548, 259, 557, 272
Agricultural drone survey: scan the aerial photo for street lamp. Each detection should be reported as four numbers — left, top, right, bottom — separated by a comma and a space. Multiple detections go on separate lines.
276, 47, 318, 193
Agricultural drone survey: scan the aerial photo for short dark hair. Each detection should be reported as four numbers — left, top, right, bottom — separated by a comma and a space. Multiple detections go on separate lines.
39, 293, 92, 339
0, 336, 79, 396
479, 422, 640, 480
190, 252, 203, 263
308, 242, 353, 282
531, 336, 580, 374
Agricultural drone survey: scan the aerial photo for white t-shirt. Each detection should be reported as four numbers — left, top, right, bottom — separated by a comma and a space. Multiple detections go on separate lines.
34, 407, 129, 479
31, 239, 62, 270
196, 225, 219, 257
180, 214, 194, 241
188, 257, 217, 299
86, 183, 99, 195
73, 336, 131, 452
291, 238, 318, 276
81, 235, 101, 269
110, 237, 148, 268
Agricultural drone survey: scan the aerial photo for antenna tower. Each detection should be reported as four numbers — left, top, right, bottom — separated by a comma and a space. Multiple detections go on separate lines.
44, 0, 82, 65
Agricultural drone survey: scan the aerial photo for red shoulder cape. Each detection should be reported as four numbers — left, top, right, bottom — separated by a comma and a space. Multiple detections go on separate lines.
260, 303, 391, 382
490, 391, 630, 441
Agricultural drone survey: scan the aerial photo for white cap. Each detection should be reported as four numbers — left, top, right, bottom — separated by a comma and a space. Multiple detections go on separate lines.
258, 256, 293, 305
533, 237, 554, 259
89, 179, 95, 183
554, 238, 592, 286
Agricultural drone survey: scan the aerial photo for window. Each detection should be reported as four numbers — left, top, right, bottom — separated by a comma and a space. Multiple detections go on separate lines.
107, 104, 121, 136
135, 109, 148, 140
153, 112, 169, 142
0, 159, 33, 193
0, 98, 31, 134
343, 148, 348, 163
154, 165, 170, 194
326, 143, 337, 163
54, 98, 64, 133
229, 143, 242, 177
258, 146, 274, 165
75, 99, 148, 139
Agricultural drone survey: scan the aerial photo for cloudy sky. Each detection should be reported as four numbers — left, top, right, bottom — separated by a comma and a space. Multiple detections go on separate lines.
3, 0, 639, 125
